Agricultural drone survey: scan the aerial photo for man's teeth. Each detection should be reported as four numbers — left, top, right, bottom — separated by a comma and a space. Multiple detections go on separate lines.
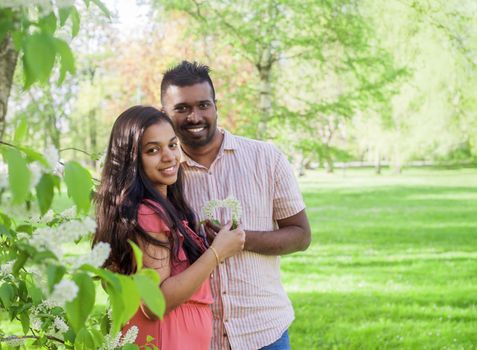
188, 127, 205, 133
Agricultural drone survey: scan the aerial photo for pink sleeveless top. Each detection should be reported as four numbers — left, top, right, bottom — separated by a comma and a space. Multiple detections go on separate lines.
123, 200, 213, 349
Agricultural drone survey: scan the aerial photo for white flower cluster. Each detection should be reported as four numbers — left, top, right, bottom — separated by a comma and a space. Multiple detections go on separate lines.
70, 242, 111, 269
28, 162, 43, 190
43, 145, 60, 173
23, 145, 60, 191
203, 197, 242, 224
29, 216, 96, 258
45, 279, 78, 307
0, 261, 14, 276
100, 326, 139, 350
53, 316, 69, 333
0, 161, 8, 190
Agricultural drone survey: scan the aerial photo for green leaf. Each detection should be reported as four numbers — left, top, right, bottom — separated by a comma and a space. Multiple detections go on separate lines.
0, 17, 13, 44
0, 223, 11, 238
134, 273, 165, 320
3, 147, 31, 204
0, 212, 12, 228
20, 311, 30, 334
140, 268, 160, 285
65, 273, 95, 332
47, 264, 66, 293
25, 278, 43, 305
11, 30, 23, 50
13, 251, 28, 276
90, 0, 112, 18
146, 335, 154, 343
59, 6, 72, 26
17, 146, 49, 167
38, 12, 57, 34
128, 240, 143, 271
64, 161, 93, 214
16, 224, 33, 234
122, 344, 139, 350
74, 328, 95, 350
118, 275, 141, 323
71, 7, 81, 37
100, 312, 110, 335
105, 282, 125, 335
0, 283, 15, 308
53, 38, 75, 84
14, 118, 28, 143
23, 32, 56, 86
90, 329, 104, 348
36, 174, 55, 215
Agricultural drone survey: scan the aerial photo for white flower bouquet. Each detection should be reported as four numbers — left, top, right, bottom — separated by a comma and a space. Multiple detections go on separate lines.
202, 197, 242, 229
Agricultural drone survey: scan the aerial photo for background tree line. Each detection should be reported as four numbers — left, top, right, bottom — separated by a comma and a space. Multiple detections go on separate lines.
1, 0, 476, 176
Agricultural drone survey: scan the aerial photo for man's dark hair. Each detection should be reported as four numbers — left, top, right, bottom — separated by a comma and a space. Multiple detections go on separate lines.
160, 61, 216, 104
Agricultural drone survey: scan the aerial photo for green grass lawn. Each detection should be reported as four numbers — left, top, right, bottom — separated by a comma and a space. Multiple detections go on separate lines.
283, 168, 477, 349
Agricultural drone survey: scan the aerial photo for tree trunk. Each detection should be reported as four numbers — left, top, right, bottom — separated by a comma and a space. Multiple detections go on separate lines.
256, 46, 273, 140
88, 109, 97, 167
0, 34, 19, 141
374, 148, 381, 175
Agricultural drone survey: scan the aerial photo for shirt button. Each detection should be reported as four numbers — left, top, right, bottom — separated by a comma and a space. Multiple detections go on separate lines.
223, 333, 227, 337
222, 291, 226, 295
210, 273, 214, 278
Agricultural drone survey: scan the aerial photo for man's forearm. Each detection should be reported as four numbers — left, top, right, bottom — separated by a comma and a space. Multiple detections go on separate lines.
244, 226, 311, 255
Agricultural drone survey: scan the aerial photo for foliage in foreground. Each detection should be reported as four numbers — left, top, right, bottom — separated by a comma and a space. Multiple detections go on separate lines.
0, 136, 164, 349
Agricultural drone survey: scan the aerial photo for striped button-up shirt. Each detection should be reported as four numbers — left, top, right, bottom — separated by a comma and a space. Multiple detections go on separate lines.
181, 130, 305, 350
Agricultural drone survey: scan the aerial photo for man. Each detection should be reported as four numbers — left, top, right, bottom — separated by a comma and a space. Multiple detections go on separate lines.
160, 61, 311, 350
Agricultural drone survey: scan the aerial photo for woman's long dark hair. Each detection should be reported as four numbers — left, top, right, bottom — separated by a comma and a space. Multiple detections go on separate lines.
93, 105, 204, 275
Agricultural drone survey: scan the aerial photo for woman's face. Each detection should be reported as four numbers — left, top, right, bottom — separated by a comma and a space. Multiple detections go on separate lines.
141, 121, 181, 196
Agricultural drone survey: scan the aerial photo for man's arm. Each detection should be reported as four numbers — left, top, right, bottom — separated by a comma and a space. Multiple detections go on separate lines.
204, 210, 311, 255
244, 209, 311, 255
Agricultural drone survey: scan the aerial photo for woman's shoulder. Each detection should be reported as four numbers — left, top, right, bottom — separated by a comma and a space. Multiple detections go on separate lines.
138, 199, 170, 234
139, 199, 165, 214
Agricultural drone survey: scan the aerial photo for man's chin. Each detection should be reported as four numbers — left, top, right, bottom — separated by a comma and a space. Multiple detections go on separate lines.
182, 138, 211, 148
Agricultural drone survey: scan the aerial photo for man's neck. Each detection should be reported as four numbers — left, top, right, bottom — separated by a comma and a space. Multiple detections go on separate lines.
181, 130, 224, 169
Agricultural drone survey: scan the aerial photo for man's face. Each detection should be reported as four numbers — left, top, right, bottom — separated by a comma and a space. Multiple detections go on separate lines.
162, 82, 217, 148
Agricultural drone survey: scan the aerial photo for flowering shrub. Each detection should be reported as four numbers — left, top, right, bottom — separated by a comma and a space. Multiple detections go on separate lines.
0, 141, 164, 349
203, 197, 242, 229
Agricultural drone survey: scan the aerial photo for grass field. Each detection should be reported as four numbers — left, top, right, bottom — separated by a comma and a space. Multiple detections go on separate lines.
283, 168, 477, 349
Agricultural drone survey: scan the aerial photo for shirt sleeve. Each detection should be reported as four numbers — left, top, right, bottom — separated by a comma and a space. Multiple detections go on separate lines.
138, 204, 171, 235
273, 151, 306, 220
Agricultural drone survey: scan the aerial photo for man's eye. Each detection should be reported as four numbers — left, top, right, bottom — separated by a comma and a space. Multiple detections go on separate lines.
175, 106, 188, 113
199, 102, 210, 109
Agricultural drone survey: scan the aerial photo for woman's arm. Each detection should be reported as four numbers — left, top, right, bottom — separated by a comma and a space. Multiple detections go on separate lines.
140, 224, 245, 318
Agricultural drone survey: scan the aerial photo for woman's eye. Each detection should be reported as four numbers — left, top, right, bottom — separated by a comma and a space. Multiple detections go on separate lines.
170, 143, 178, 149
147, 148, 158, 154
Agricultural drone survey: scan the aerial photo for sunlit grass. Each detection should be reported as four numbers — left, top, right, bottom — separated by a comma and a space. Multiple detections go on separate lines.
284, 167, 477, 349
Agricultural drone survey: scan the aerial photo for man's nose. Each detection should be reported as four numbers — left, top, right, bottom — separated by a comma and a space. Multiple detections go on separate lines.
187, 107, 202, 123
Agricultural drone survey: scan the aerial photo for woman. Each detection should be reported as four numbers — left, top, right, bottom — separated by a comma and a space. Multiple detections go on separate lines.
93, 106, 245, 349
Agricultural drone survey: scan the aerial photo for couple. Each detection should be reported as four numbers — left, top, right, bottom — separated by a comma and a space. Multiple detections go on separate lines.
93, 61, 311, 350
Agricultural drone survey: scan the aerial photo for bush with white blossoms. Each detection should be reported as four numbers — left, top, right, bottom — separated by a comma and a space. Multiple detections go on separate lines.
0, 141, 165, 349
203, 197, 242, 229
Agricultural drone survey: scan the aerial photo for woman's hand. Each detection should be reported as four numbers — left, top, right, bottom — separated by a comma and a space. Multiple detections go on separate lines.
210, 221, 245, 261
